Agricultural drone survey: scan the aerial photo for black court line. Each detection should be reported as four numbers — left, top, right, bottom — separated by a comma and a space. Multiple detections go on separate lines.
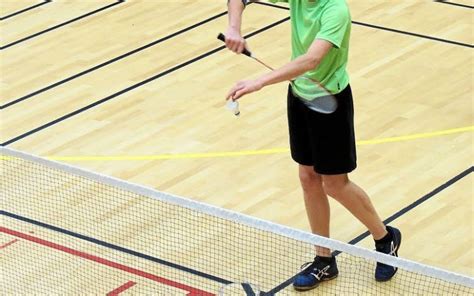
0, 17, 290, 147
351, 21, 473, 48
434, 0, 474, 9
255, 1, 474, 49
0, 0, 124, 50
0, 210, 232, 285
1, 1, 262, 109
242, 283, 258, 296
266, 166, 474, 295
0, 0, 51, 21
1, 10, 228, 109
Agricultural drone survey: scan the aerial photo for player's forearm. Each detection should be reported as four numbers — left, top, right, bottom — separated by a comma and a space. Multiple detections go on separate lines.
257, 54, 320, 87
227, 0, 246, 33
257, 39, 333, 88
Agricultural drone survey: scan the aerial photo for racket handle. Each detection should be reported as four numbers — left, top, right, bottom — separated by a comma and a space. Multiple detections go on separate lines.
217, 33, 252, 57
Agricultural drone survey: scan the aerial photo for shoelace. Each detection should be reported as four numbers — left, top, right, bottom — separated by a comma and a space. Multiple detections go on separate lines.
299, 261, 331, 279
311, 265, 330, 281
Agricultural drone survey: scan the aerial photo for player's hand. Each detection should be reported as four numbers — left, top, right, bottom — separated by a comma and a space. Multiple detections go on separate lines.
226, 79, 263, 101
224, 28, 248, 54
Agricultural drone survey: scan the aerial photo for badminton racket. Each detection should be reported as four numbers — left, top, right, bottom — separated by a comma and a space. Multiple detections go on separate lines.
218, 33, 338, 114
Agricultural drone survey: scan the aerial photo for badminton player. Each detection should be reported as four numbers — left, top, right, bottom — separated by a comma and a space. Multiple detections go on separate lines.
224, 0, 402, 291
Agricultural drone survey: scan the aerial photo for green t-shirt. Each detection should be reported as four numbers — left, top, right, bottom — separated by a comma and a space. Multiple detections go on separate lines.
269, 0, 351, 99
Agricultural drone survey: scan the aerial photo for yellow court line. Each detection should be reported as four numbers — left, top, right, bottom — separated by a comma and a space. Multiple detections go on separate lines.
3, 126, 471, 162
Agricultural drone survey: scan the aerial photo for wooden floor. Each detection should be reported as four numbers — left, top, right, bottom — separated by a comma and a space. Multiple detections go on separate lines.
1, 0, 473, 294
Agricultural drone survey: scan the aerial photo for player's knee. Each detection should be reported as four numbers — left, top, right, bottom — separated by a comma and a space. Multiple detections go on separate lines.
322, 175, 349, 197
298, 166, 321, 191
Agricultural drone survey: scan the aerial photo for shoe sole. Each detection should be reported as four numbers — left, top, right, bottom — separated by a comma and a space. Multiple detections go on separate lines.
293, 274, 339, 291
375, 227, 402, 282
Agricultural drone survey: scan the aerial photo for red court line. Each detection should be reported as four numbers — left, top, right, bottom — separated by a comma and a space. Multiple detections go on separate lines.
107, 281, 136, 296
0, 226, 214, 296
0, 238, 18, 249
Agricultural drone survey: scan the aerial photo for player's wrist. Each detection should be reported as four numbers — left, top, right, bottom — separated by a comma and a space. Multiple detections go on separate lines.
227, 26, 242, 35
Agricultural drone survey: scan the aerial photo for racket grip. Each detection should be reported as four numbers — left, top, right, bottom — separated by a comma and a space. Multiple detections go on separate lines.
217, 33, 252, 57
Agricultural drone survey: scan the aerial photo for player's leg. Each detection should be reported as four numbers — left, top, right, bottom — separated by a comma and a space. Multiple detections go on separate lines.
295, 165, 340, 291
314, 85, 402, 282
288, 85, 339, 291
321, 173, 402, 281
288, 85, 332, 250
321, 174, 386, 238
299, 165, 331, 256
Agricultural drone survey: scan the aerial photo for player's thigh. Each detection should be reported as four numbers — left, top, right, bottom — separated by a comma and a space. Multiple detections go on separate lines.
307, 85, 357, 175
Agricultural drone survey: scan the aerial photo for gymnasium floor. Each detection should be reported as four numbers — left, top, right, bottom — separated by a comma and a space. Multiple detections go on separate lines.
1, 0, 473, 294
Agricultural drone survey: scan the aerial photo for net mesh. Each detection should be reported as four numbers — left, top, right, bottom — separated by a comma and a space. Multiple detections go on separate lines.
1, 147, 473, 295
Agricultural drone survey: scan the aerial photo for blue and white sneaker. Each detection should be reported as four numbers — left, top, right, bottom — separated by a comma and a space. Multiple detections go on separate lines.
293, 256, 338, 291
375, 226, 402, 281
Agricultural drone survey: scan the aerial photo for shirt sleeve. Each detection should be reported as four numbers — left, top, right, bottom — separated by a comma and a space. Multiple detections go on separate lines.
315, 5, 350, 49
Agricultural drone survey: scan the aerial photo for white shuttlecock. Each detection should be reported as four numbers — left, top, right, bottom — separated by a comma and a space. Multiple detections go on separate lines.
226, 100, 240, 116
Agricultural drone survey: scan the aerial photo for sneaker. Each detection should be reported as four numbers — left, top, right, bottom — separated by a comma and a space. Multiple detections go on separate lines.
375, 226, 402, 281
293, 256, 339, 291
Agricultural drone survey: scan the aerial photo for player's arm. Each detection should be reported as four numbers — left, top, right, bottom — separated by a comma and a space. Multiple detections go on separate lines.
258, 39, 333, 87
225, 0, 248, 54
227, 39, 333, 100
256, 5, 349, 89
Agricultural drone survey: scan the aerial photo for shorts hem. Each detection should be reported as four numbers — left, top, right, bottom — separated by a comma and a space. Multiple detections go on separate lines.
314, 165, 357, 175
290, 154, 313, 166
291, 155, 357, 175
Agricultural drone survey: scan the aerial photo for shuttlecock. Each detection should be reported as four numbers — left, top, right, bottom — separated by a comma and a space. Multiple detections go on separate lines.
226, 100, 240, 116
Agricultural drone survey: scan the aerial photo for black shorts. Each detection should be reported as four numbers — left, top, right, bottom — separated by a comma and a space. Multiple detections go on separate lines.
287, 84, 357, 175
